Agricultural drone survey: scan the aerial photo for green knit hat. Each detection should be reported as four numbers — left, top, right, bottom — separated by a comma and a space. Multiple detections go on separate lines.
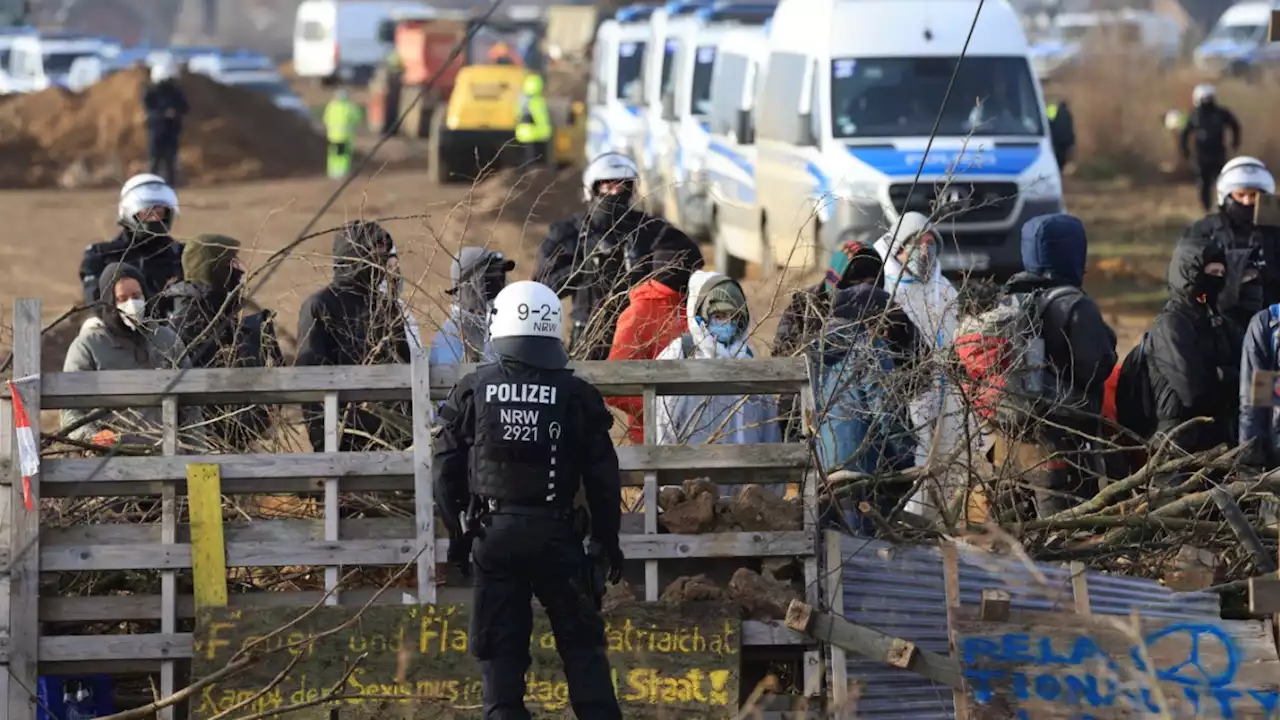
183, 233, 241, 288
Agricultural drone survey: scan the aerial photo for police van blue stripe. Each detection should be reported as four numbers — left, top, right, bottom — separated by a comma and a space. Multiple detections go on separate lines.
846, 144, 1041, 176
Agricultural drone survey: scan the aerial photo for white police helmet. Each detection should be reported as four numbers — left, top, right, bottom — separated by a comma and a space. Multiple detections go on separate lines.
1217, 156, 1275, 206
489, 280, 568, 368
150, 56, 178, 83
1192, 83, 1216, 106
118, 173, 179, 231
582, 152, 639, 201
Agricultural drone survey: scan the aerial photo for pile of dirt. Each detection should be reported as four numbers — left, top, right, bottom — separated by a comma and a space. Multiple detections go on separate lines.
653, 569, 802, 621
659, 480, 803, 534
0, 68, 325, 189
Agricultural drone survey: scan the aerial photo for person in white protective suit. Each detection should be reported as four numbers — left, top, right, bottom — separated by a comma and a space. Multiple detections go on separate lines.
655, 269, 782, 496
875, 211, 983, 519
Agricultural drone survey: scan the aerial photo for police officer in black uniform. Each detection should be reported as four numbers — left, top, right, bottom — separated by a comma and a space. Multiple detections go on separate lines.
433, 279, 625, 720
80, 173, 184, 319
1181, 83, 1242, 212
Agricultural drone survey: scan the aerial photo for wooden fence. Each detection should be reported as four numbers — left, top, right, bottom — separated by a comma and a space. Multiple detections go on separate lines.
0, 298, 830, 719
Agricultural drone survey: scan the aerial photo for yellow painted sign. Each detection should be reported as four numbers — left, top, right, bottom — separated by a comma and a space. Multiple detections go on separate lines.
192, 602, 740, 719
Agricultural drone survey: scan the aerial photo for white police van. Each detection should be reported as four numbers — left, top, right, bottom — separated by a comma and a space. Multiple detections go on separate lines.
705, 26, 769, 278
654, 2, 775, 240
585, 6, 655, 162
752, 0, 1063, 276
633, 0, 711, 215
6, 31, 112, 93
1194, 1, 1280, 77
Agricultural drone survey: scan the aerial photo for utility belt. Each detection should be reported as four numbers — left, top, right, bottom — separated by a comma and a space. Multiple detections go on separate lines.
484, 498, 573, 521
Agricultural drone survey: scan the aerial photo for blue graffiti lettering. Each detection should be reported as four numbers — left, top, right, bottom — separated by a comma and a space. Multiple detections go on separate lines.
960, 622, 1262, 716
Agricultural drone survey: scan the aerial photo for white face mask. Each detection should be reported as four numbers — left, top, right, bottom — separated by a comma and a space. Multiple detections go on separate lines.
116, 299, 146, 330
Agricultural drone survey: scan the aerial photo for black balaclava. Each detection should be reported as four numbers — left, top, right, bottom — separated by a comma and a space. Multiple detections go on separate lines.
651, 233, 704, 293
1223, 197, 1256, 229
332, 220, 395, 292
96, 261, 147, 337
587, 180, 638, 231
1168, 235, 1226, 308
122, 208, 175, 252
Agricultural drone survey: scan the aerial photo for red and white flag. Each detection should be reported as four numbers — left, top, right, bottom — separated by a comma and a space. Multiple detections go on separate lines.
8, 375, 38, 511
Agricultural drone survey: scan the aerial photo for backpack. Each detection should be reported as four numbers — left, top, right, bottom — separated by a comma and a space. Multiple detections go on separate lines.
812, 320, 916, 477
954, 285, 1081, 434
1112, 333, 1158, 440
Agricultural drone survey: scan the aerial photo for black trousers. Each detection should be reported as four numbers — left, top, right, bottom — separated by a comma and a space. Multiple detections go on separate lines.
148, 131, 179, 186
470, 513, 621, 720
1195, 156, 1226, 212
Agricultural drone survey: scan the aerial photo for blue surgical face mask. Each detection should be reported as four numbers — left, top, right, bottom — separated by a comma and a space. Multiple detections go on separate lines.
707, 319, 738, 344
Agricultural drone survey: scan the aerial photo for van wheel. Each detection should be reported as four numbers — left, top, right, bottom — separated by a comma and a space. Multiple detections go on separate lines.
711, 211, 746, 281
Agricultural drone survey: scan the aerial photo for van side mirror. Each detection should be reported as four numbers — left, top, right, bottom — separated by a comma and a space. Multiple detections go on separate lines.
377, 20, 396, 45
735, 109, 754, 144
661, 91, 676, 121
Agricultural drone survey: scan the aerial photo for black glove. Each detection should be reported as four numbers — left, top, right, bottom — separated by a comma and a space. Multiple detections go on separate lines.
604, 544, 625, 585
447, 532, 473, 578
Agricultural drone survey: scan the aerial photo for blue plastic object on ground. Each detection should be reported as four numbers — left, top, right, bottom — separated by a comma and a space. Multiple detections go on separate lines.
37, 676, 115, 720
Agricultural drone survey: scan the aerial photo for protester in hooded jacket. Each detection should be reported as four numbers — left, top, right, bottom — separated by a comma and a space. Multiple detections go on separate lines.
297, 221, 411, 452
429, 247, 515, 366
775, 239, 923, 440
62, 262, 202, 449
874, 212, 981, 519
606, 233, 704, 444
1148, 235, 1246, 454
655, 271, 782, 492
535, 153, 695, 360
1181, 157, 1279, 319
990, 214, 1116, 517
812, 246, 920, 533
1238, 303, 1280, 468
165, 234, 283, 449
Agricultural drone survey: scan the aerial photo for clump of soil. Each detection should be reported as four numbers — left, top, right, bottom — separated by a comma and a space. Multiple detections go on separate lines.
659, 569, 801, 621
659, 480, 802, 534
0, 68, 324, 188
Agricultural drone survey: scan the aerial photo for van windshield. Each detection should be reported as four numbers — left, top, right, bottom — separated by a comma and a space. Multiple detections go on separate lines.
1206, 23, 1264, 44
689, 45, 716, 115
44, 51, 92, 75
616, 40, 646, 100
829, 56, 1044, 139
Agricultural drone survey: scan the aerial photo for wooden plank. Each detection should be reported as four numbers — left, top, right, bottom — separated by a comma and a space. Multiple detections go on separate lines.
190, 603, 742, 719
1069, 561, 1091, 616
799, 377, 822, 699
40, 443, 808, 496
9, 299, 40, 720
187, 464, 228, 609
942, 542, 970, 720
41, 530, 815, 572
33, 358, 809, 408
952, 607, 1280, 718
785, 599, 963, 689
824, 530, 849, 712
643, 387, 659, 603
1249, 577, 1280, 615
39, 633, 191, 663
0, 396, 13, 715
159, 395, 178, 720
410, 348, 436, 604
322, 392, 340, 606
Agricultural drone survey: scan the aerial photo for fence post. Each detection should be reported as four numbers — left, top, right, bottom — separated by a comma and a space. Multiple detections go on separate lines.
410, 348, 436, 604
158, 396, 178, 720
8, 298, 40, 720
799, 379, 823, 698
641, 387, 658, 602
323, 392, 341, 605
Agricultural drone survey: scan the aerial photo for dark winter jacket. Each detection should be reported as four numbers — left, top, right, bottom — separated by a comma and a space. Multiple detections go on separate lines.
1239, 305, 1280, 466
1183, 211, 1279, 312
1006, 214, 1117, 428
1147, 235, 1243, 452
80, 231, 184, 318
534, 208, 693, 359
143, 80, 190, 136
773, 239, 894, 359
1179, 102, 1240, 161
296, 221, 410, 451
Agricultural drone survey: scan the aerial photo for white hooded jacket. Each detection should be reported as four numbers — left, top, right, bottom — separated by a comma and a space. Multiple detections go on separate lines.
654, 270, 782, 447
875, 215, 979, 517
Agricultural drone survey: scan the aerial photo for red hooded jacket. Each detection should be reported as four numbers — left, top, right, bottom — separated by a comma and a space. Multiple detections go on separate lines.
607, 278, 688, 443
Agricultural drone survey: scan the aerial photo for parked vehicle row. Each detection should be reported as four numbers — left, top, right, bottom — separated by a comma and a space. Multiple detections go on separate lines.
586, 0, 1066, 280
